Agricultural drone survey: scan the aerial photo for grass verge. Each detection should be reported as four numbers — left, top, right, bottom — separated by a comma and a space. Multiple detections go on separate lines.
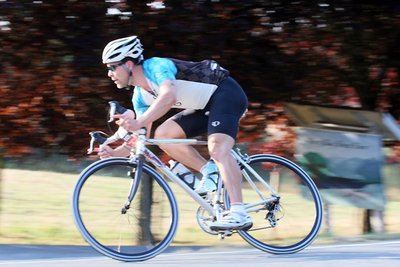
0, 168, 399, 246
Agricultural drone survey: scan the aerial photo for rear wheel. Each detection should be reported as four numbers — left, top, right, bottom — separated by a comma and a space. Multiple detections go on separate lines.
72, 157, 178, 261
226, 154, 323, 254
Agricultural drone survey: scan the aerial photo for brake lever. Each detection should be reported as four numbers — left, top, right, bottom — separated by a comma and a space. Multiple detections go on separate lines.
108, 101, 129, 122
87, 101, 136, 154
87, 131, 109, 154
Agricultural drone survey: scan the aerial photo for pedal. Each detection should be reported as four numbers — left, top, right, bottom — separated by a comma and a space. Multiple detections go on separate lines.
218, 230, 233, 240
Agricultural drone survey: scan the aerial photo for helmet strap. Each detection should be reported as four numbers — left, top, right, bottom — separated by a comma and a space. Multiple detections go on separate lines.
121, 64, 134, 89
127, 70, 134, 90
128, 70, 133, 86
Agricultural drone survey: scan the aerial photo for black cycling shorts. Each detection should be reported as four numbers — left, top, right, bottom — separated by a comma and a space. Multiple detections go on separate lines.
172, 77, 248, 139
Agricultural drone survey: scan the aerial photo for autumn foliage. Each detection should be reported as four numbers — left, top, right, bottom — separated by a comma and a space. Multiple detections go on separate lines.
1, 1, 399, 161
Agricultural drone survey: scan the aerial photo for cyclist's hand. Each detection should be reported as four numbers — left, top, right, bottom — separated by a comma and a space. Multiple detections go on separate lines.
124, 109, 136, 119
113, 114, 140, 132
95, 145, 114, 159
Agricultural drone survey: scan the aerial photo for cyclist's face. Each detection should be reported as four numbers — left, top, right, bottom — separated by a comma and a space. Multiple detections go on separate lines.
107, 62, 128, 88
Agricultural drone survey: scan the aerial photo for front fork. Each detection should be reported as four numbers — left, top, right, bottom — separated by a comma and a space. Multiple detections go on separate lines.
121, 155, 145, 214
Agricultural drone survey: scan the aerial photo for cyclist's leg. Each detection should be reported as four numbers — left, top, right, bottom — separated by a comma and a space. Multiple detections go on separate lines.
206, 77, 247, 203
154, 111, 207, 172
208, 132, 253, 230
208, 133, 242, 202
205, 77, 251, 230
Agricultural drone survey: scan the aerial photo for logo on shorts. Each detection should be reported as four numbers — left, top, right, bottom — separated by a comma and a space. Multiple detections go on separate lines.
211, 121, 221, 127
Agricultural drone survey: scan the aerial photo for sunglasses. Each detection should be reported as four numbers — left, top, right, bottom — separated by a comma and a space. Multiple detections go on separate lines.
107, 62, 125, 72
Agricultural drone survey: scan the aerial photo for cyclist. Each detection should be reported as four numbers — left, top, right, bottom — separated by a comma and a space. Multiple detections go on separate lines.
98, 35, 252, 230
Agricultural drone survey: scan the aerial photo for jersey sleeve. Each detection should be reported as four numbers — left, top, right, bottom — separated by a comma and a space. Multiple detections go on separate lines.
144, 57, 177, 86
132, 87, 150, 117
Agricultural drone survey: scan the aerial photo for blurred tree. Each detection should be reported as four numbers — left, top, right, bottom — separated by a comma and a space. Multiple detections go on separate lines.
0, 0, 399, 243
0, 148, 3, 232
0, 0, 399, 159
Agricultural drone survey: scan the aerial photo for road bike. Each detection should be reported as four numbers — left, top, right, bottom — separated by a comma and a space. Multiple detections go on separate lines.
71, 101, 323, 262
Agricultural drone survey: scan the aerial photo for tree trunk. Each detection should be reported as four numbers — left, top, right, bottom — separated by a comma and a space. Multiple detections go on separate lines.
139, 175, 154, 244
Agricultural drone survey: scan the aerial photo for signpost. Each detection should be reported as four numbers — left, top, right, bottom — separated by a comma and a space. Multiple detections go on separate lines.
286, 102, 400, 234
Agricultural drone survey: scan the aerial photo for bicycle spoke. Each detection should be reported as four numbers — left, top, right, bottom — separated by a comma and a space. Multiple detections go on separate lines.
226, 154, 323, 254
72, 158, 178, 261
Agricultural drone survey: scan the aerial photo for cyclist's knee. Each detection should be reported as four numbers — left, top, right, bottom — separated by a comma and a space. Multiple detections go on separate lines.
154, 127, 171, 152
154, 120, 185, 139
155, 121, 186, 152
154, 126, 169, 139
208, 134, 234, 162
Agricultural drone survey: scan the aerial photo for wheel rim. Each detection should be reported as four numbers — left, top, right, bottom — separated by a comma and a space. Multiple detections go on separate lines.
72, 158, 178, 261
227, 154, 323, 254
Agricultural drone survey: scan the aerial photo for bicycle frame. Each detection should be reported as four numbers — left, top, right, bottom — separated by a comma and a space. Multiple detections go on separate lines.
73, 101, 323, 261
127, 128, 280, 219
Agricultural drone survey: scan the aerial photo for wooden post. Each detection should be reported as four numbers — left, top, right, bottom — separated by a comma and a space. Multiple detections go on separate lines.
139, 174, 155, 244
362, 209, 372, 233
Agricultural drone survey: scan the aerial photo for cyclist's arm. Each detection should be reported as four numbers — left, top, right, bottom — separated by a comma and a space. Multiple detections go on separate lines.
136, 80, 176, 128
135, 59, 177, 128
145, 122, 153, 137
96, 144, 129, 159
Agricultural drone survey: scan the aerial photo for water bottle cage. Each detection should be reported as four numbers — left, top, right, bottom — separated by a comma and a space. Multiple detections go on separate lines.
177, 172, 192, 178
178, 172, 196, 189
169, 161, 198, 189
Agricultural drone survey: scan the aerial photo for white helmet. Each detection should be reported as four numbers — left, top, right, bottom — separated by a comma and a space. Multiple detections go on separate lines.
102, 36, 144, 64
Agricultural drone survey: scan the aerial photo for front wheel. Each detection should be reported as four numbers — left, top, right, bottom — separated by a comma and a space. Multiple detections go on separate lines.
226, 154, 323, 254
72, 157, 179, 262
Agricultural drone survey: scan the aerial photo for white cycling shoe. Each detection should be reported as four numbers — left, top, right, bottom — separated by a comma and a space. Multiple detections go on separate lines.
209, 212, 253, 231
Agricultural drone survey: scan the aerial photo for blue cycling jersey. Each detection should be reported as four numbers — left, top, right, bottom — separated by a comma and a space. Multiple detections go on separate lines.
132, 57, 229, 116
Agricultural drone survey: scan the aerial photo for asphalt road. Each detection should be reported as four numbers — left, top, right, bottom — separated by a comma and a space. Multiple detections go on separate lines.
0, 240, 399, 267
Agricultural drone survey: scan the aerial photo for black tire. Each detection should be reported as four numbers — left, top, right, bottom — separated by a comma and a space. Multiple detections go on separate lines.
225, 154, 323, 254
72, 157, 178, 261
